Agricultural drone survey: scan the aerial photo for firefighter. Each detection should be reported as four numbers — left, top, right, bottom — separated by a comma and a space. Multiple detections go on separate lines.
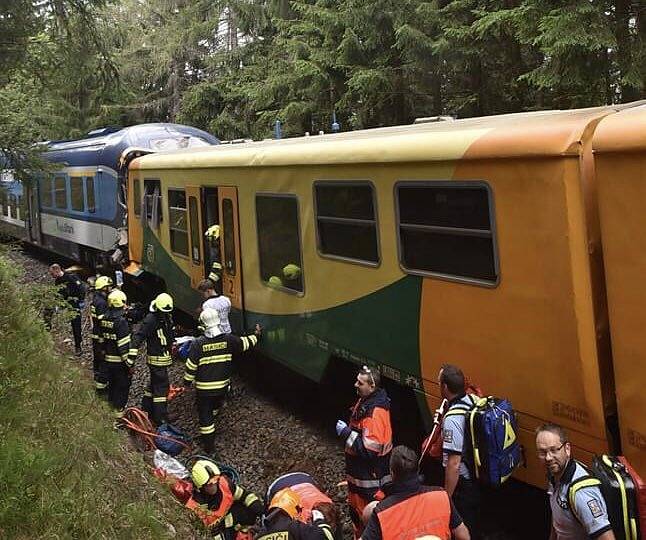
361, 445, 470, 540
187, 459, 263, 539
128, 292, 174, 425
199, 279, 231, 334
91, 275, 112, 396
183, 308, 261, 453
205, 224, 223, 290
100, 289, 133, 422
256, 488, 334, 540
335, 366, 392, 540
48, 263, 85, 355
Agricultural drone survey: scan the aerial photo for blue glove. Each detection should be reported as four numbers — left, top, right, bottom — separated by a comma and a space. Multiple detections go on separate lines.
78, 302, 86, 309
336, 419, 349, 437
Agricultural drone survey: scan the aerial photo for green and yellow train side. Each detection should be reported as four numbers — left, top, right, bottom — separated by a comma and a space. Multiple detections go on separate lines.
127, 103, 645, 487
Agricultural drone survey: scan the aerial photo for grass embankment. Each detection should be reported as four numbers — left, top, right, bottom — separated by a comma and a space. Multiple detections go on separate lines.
0, 250, 202, 539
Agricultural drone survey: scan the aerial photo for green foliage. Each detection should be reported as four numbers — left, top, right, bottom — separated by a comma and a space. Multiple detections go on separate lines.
0, 248, 205, 538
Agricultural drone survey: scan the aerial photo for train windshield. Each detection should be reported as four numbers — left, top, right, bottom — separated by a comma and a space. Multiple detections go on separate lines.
149, 136, 212, 151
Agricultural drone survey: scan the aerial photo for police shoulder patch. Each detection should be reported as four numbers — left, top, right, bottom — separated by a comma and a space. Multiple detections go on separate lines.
443, 429, 453, 444
587, 498, 603, 518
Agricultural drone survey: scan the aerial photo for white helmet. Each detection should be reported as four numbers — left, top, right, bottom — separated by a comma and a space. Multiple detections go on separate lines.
199, 308, 220, 330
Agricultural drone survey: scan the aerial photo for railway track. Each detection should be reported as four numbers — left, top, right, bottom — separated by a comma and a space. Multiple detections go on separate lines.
5, 242, 551, 540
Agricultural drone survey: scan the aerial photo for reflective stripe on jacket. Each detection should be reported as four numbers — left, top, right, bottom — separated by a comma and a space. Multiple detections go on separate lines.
100, 308, 132, 366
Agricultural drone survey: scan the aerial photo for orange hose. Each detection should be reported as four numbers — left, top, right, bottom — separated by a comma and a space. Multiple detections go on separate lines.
121, 407, 191, 453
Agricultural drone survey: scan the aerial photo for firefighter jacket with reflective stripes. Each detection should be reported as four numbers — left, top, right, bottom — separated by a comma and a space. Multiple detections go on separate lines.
55, 272, 85, 309
129, 311, 174, 366
362, 476, 459, 540
184, 331, 259, 395
91, 292, 108, 342
343, 388, 393, 499
187, 475, 262, 530
208, 259, 222, 284
257, 511, 334, 540
100, 308, 133, 366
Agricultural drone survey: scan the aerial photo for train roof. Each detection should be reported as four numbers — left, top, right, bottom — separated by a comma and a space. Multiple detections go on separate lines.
593, 103, 646, 154
44, 123, 219, 169
130, 102, 646, 171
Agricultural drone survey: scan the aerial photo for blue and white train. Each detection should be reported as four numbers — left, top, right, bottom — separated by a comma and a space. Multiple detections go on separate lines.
0, 124, 218, 267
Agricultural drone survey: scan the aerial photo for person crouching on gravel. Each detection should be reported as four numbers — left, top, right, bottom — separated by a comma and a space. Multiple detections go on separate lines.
183, 308, 262, 454
265, 472, 340, 538
188, 460, 263, 539
256, 487, 334, 540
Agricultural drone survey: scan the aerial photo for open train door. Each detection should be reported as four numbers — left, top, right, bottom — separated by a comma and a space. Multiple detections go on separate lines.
218, 187, 244, 328
26, 182, 41, 244
186, 185, 206, 289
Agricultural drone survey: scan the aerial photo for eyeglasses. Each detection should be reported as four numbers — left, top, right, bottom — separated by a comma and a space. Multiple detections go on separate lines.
536, 442, 567, 459
362, 365, 375, 387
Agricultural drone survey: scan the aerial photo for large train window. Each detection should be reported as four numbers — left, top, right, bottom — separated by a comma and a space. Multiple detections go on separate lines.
255, 194, 304, 294
222, 199, 236, 276
314, 181, 379, 265
39, 177, 52, 208
70, 177, 84, 211
168, 189, 189, 257
86, 177, 96, 213
54, 176, 67, 210
395, 182, 498, 285
133, 178, 141, 218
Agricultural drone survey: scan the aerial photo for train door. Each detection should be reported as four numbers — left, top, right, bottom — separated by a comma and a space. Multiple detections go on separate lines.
218, 187, 243, 312
26, 183, 41, 244
186, 186, 205, 289
202, 187, 219, 279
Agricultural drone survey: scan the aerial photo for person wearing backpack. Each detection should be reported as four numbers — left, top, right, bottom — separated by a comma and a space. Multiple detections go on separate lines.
438, 364, 481, 539
535, 423, 615, 540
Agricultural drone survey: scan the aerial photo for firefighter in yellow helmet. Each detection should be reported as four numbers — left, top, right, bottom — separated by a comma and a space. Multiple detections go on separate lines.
100, 289, 133, 421
128, 292, 174, 425
185, 460, 263, 539
205, 224, 223, 291
91, 275, 113, 397
256, 488, 334, 540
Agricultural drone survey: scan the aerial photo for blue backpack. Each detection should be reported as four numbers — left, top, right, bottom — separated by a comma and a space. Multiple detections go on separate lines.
155, 423, 191, 456
451, 396, 522, 486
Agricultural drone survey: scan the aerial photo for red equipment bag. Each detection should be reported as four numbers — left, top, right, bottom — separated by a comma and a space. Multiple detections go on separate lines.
620, 457, 646, 538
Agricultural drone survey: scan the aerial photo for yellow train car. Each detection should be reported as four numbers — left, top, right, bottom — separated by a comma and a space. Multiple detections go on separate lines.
594, 104, 646, 478
127, 104, 637, 487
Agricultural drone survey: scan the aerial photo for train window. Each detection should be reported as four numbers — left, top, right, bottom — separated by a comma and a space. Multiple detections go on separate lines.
222, 198, 236, 276
70, 177, 84, 211
86, 177, 95, 213
396, 182, 498, 285
314, 182, 379, 265
18, 195, 25, 220
133, 178, 141, 218
256, 194, 304, 293
54, 176, 67, 209
144, 179, 162, 227
1, 191, 7, 216
168, 189, 188, 257
9, 194, 17, 218
40, 177, 52, 207
188, 196, 201, 264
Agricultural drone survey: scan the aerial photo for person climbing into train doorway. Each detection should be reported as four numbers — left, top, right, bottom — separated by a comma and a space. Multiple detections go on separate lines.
205, 224, 222, 292
335, 366, 392, 540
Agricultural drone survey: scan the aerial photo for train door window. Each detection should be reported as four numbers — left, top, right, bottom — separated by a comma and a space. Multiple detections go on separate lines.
133, 178, 141, 218
54, 176, 67, 210
222, 198, 235, 275
396, 182, 498, 285
168, 189, 188, 257
70, 177, 84, 211
255, 194, 304, 293
144, 179, 162, 228
40, 177, 52, 208
314, 181, 379, 265
86, 177, 96, 213
188, 196, 201, 264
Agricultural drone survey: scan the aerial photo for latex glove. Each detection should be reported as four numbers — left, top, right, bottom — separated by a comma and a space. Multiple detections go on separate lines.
311, 510, 325, 523
78, 302, 86, 309
335, 420, 349, 437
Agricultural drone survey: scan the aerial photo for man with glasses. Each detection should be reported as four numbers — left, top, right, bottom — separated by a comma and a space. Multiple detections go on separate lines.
535, 423, 615, 540
335, 366, 392, 539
